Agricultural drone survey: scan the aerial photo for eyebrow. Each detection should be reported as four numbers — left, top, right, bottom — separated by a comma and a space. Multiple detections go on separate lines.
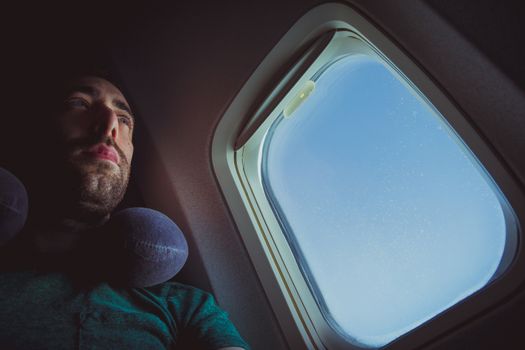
67, 84, 135, 122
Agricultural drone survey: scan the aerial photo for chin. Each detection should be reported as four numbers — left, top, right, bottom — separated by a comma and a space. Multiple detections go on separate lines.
78, 179, 126, 217
80, 168, 128, 212
74, 157, 122, 177
66, 154, 130, 215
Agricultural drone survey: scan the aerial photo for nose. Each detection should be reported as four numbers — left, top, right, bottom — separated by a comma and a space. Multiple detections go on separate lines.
94, 103, 119, 140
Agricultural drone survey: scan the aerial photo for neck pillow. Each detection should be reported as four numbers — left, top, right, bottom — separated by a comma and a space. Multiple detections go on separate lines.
0, 167, 188, 288
0, 167, 28, 246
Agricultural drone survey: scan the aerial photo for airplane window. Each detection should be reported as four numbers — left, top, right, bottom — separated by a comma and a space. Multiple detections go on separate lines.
260, 53, 516, 347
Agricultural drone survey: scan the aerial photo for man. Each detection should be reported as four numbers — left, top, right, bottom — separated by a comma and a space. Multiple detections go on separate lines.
0, 76, 249, 350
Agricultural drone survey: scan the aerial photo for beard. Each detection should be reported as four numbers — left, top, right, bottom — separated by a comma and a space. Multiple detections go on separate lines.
75, 158, 129, 217
65, 137, 130, 219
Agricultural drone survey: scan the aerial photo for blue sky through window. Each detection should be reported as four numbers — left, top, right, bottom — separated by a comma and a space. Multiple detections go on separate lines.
262, 54, 509, 347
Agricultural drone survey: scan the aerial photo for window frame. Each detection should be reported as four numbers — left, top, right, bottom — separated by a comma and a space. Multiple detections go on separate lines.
212, 3, 525, 349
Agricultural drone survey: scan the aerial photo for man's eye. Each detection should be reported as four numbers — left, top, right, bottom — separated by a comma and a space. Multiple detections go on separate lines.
65, 98, 89, 109
118, 116, 132, 127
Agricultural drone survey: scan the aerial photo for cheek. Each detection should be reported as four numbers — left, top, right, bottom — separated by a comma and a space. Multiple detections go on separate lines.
120, 138, 134, 163
57, 115, 90, 141
125, 144, 134, 163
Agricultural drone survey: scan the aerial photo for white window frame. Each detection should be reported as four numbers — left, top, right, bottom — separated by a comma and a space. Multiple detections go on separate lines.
212, 3, 525, 349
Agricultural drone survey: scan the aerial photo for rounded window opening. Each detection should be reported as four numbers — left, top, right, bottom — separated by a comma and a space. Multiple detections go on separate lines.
261, 53, 517, 348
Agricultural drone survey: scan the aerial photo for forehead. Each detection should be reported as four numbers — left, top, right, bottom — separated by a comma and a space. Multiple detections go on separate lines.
69, 76, 129, 106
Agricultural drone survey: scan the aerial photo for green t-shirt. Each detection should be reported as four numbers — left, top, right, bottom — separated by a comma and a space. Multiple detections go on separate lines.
0, 270, 249, 349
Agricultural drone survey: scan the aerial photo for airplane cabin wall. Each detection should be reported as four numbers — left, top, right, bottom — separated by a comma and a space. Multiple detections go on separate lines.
4, 0, 514, 349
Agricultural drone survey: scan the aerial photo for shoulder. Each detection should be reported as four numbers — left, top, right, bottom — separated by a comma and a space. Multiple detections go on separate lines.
143, 281, 219, 321
145, 281, 212, 303
145, 282, 250, 350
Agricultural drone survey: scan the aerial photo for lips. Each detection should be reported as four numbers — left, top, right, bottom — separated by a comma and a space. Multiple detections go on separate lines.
86, 143, 120, 164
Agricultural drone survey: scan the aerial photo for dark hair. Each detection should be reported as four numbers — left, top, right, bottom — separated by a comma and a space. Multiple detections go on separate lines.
50, 53, 129, 112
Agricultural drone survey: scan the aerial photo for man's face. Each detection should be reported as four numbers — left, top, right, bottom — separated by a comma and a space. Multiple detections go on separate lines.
56, 76, 134, 217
